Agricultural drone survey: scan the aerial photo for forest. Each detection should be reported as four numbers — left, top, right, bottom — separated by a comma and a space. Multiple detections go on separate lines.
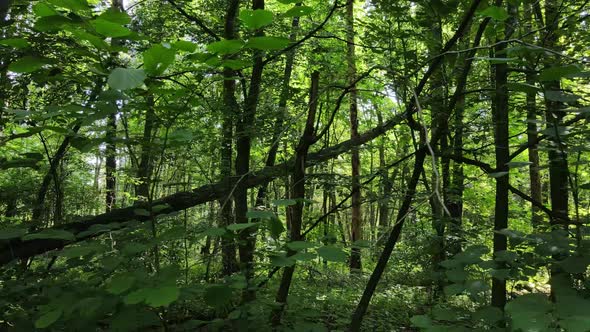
1, 0, 589, 330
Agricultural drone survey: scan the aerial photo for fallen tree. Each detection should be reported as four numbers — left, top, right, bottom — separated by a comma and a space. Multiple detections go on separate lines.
0, 111, 408, 266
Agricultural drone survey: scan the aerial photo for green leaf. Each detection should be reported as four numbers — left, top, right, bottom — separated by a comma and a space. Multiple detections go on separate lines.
284, 5, 314, 17
292, 252, 316, 261
144, 286, 180, 307
22, 229, 75, 241
0, 227, 27, 240
98, 8, 131, 24
8, 56, 50, 73
246, 36, 289, 50
443, 283, 464, 296
124, 289, 149, 305
286, 241, 316, 251
352, 239, 371, 248
35, 309, 63, 329
91, 19, 131, 38
33, 2, 59, 16
0, 38, 30, 49
488, 171, 508, 178
507, 82, 539, 94
246, 210, 275, 219
227, 222, 259, 231
108, 68, 146, 90
47, 0, 88, 12
270, 254, 296, 267
410, 315, 432, 328
143, 44, 176, 75
202, 227, 226, 237
544, 90, 580, 103
76, 297, 103, 317
272, 199, 297, 206
204, 285, 233, 308
133, 208, 151, 217
239, 9, 274, 30
267, 216, 285, 239
59, 243, 103, 257
478, 6, 509, 21
558, 256, 590, 274
221, 59, 251, 70
206, 39, 244, 55
173, 40, 197, 52
472, 306, 504, 324
107, 274, 136, 295
539, 64, 582, 81
277, 0, 300, 3
445, 269, 468, 283
317, 246, 347, 262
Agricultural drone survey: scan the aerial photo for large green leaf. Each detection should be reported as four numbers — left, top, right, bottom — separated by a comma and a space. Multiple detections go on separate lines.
246, 36, 289, 50
107, 274, 136, 295
144, 286, 180, 307
91, 19, 131, 38
98, 7, 131, 24
107, 68, 146, 90
239, 9, 274, 30
317, 246, 347, 262
0, 38, 30, 49
478, 5, 509, 21
143, 44, 176, 75
206, 39, 244, 55
8, 56, 50, 73
539, 64, 582, 81
47, 0, 88, 12
35, 309, 62, 329
227, 222, 259, 231
0, 227, 27, 240
204, 285, 233, 308
284, 5, 314, 17
22, 229, 75, 241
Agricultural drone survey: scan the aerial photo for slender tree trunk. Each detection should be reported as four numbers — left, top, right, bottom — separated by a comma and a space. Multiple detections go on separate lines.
490, 0, 514, 310
376, 111, 391, 242
235, 0, 265, 302
524, 0, 543, 228
543, 0, 570, 297
219, 0, 241, 276
346, 0, 362, 272
271, 71, 319, 327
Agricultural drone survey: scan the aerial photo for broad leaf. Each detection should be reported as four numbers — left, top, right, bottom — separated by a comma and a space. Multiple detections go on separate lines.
91, 19, 131, 38
144, 286, 180, 307
107, 274, 136, 295
143, 44, 176, 75
317, 246, 347, 262
239, 9, 274, 30
206, 39, 244, 55
284, 6, 314, 17
108, 68, 146, 90
246, 36, 289, 50
478, 6, 509, 21
22, 229, 75, 241
35, 309, 62, 329
8, 56, 50, 73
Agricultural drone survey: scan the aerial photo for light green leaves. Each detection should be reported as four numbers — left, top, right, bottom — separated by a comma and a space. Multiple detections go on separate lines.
206, 39, 244, 55
8, 56, 51, 73
410, 315, 432, 328
246, 36, 289, 50
284, 6, 314, 17
108, 68, 146, 90
0, 38, 30, 49
143, 44, 176, 75
91, 19, 131, 37
478, 5, 509, 21
239, 9, 274, 30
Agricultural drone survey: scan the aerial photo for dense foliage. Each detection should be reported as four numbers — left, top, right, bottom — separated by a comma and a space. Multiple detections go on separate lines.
1, 0, 590, 330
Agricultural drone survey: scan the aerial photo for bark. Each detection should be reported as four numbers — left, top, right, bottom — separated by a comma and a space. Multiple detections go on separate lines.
346, 0, 362, 272
491, 0, 514, 311
376, 111, 391, 240
219, 0, 241, 276
524, 0, 543, 228
105, 112, 117, 212
135, 95, 156, 199
270, 71, 319, 326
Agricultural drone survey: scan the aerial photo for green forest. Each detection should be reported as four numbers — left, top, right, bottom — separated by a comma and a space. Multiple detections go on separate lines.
1, 0, 589, 330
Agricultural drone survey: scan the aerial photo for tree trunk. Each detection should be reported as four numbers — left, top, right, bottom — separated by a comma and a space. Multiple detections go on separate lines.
270, 71, 319, 326
490, 0, 514, 310
346, 0, 362, 272
219, 0, 241, 277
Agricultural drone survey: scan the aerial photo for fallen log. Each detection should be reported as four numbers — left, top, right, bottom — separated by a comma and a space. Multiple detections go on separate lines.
0, 111, 408, 266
